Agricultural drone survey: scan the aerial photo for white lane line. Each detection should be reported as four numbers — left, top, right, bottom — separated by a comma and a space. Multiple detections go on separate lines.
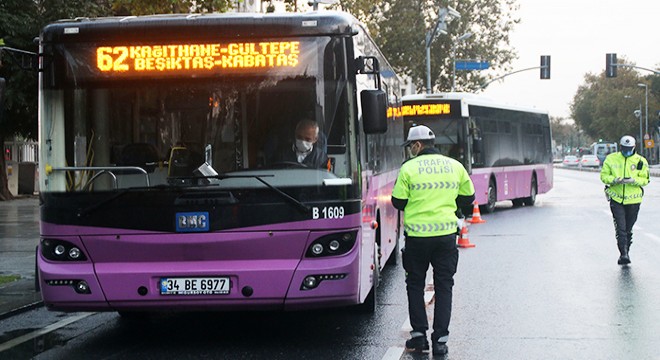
401, 317, 411, 332
381, 347, 405, 360
0, 312, 93, 352
644, 232, 660, 242
391, 271, 435, 360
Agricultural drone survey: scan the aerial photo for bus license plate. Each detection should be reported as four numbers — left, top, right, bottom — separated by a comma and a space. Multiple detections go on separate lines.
160, 277, 230, 295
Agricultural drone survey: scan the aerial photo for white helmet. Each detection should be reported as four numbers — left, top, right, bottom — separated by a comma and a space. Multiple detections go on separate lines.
402, 125, 435, 146
620, 135, 636, 148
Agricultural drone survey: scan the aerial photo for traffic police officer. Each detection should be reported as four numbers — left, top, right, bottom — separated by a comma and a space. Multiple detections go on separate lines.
600, 135, 650, 265
391, 125, 475, 355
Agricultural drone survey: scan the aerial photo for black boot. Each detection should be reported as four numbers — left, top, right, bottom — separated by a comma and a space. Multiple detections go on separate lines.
617, 241, 631, 265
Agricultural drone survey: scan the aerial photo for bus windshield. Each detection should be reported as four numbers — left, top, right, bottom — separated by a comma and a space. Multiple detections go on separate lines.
41, 36, 353, 192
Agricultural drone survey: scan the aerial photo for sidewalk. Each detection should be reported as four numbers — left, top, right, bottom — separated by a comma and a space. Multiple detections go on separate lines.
0, 195, 42, 319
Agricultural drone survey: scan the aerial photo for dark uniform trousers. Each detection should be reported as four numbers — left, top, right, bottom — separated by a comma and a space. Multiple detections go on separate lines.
402, 234, 458, 342
609, 200, 640, 255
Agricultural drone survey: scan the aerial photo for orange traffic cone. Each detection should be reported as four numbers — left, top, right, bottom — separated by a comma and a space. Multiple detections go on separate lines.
467, 201, 486, 224
457, 224, 475, 248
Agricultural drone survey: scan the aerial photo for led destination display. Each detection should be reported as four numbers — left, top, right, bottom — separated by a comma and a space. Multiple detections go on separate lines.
96, 41, 301, 74
401, 103, 451, 116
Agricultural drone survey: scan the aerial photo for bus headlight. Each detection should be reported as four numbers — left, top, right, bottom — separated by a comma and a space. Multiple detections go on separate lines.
302, 276, 318, 289
311, 243, 324, 255
300, 274, 347, 290
54, 245, 66, 256
329, 240, 340, 251
305, 230, 358, 258
41, 238, 88, 262
68, 247, 81, 259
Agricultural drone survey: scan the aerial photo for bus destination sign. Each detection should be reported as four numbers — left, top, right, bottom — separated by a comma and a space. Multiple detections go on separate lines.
401, 103, 451, 116
96, 41, 301, 75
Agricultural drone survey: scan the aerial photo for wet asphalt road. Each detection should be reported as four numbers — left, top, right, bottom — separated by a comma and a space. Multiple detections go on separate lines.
2, 167, 660, 359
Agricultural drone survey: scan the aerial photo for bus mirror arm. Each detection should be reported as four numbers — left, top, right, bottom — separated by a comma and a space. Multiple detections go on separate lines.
355, 56, 381, 90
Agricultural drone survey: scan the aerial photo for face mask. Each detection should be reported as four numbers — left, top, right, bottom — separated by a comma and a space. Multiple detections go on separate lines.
295, 139, 313, 153
622, 148, 634, 157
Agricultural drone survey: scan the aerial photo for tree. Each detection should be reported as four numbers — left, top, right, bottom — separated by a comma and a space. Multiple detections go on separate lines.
1, 0, 236, 201
111, 0, 233, 15
341, 0, 519, 93
570, 57, 660, 144
550, 116, 592, 156
0, 0, 41, 200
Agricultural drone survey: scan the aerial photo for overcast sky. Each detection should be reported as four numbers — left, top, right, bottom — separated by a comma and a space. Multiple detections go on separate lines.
480, 0, 659, 119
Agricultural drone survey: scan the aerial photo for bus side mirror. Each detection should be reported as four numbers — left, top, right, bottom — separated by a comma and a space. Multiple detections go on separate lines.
361, 90, 387, 134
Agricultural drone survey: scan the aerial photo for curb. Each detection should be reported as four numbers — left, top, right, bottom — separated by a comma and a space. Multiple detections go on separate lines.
0, 301, 44, 321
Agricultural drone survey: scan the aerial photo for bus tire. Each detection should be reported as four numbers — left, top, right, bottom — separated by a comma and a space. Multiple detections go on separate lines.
483, 179, 497, 214
523, 176, 537, 206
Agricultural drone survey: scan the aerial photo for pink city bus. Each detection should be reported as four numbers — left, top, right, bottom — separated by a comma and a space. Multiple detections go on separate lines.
401, 93, 554, 213
36, 11, 404, 315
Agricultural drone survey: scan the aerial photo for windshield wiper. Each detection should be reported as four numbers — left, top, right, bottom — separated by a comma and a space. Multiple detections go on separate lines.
78, 174, 309, 217
216, 174, 309, 213
168, 173, 310, 214
76, 184, 172, 218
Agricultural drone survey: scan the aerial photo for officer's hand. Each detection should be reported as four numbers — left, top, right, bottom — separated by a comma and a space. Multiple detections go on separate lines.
613, 177, 623, 184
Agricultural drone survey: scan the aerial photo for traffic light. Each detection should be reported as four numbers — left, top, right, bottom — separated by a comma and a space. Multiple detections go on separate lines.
540, 55, 551, 79
606, 53, 617, 78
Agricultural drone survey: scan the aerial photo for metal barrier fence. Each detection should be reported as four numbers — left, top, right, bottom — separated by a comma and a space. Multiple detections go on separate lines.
4, 141, 38, 163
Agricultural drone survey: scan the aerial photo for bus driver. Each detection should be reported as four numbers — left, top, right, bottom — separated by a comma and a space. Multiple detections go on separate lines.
276, 119, 328, 169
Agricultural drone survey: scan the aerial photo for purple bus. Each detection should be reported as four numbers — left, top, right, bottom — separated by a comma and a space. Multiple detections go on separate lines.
401, 93, 554, 213
36, 12, 404, 315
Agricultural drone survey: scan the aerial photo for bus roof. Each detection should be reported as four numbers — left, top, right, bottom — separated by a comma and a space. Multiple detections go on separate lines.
402, 92, 549, 116
41, 11, 361, 43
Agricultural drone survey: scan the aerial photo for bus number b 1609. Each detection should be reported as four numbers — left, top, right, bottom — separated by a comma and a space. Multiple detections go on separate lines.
312, 206, 345, 219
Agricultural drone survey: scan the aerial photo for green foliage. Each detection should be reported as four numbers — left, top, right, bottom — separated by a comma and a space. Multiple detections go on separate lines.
571, 58, 660, 143
112, 0, 233, 15
0, 0, 41, 140
550, 116, 592, 155
0, 274, 21, 286
39, 0, 113, 21
341, 0, 518, 93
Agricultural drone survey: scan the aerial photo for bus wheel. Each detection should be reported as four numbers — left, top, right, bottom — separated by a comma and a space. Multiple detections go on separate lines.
483, 180, 497, 214
523, 176, 537, 206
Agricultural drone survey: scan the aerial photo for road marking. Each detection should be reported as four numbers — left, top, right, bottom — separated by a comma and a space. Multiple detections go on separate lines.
401, 317, 411, 332
381, 346, 405, 360
0, 312, 92, 352
644, 232, 660, 242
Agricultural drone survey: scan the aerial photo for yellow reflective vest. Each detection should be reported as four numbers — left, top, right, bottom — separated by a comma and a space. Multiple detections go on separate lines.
600, 152, 649, 205
392, 152, 475, 237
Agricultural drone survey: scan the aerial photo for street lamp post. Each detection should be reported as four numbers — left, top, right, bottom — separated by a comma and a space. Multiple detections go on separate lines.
638, 83, 649, 158
624, 95, 642, 147
451, 32, 472, 92
424, 7, 461, 94
638, 83, 649, 135
637, 103, 643, 151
